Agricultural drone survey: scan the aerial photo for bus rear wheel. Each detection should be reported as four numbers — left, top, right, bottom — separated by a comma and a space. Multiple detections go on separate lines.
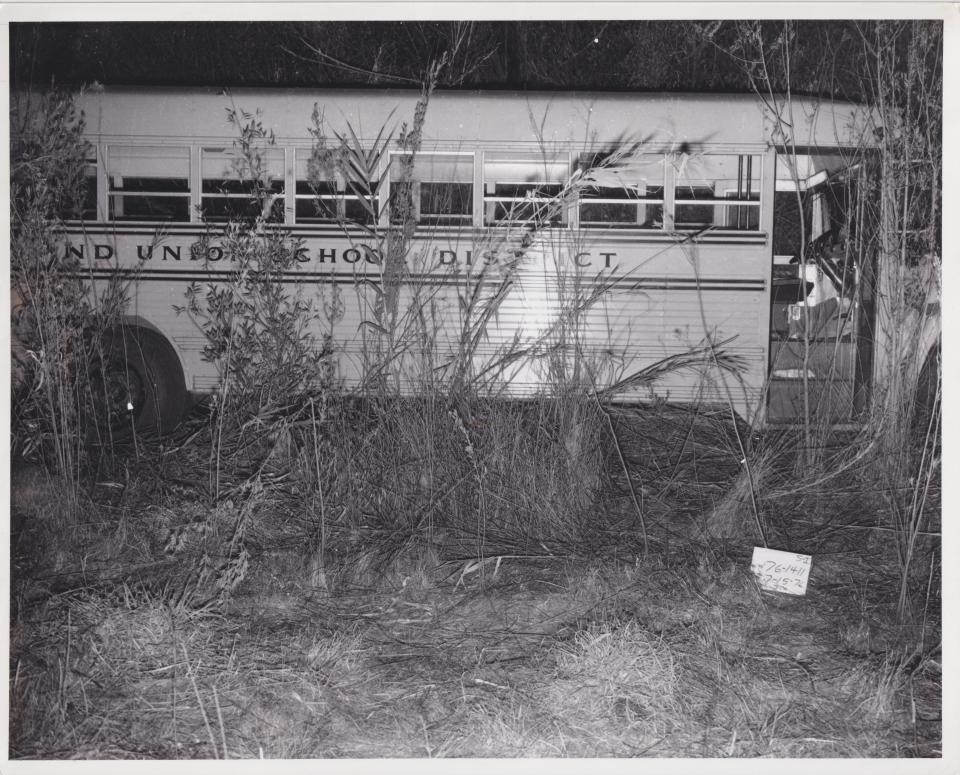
88, 327, 187, 439
911, 340, 941, 453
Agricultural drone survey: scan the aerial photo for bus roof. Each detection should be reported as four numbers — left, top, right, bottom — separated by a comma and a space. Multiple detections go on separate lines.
53, 86, 876, 152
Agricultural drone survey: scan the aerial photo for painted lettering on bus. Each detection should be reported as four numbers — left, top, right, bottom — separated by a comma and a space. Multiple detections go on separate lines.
65, 243, 115, 260
431, 249, 617, 269
313, 246, 382, 264
73, 243, 619, 270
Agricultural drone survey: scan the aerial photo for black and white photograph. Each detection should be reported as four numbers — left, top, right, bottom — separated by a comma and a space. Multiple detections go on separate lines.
3, 6, 949, 768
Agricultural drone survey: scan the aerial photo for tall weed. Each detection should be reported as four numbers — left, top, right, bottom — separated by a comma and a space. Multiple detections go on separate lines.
179, 108, 336, 498
11, 90, 130, 493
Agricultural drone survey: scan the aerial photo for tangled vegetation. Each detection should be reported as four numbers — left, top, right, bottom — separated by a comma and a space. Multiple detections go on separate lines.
8, 21, 941, 762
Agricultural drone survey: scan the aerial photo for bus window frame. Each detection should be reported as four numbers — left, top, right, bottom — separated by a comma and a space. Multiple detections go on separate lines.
481, 152, 570, 228
200, 146, 285, 224
387, 151, 475, 227
88, 142, 774, 238
294, 146, 381, 227
576, 151, 667, 230
106, 144, 193, 224
672, 152, 763, 233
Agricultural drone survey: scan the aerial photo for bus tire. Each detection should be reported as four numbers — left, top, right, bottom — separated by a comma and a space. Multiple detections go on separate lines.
89, 327, 187, 438
911, 340, 941, 450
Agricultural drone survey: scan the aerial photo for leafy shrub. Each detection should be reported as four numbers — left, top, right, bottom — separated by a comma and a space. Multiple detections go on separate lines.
180, 109, 336, 470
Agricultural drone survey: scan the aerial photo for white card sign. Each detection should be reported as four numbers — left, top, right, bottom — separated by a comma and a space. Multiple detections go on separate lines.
750, 547, 812, 596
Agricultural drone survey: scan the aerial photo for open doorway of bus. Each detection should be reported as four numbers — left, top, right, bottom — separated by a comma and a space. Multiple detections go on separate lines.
767, 152, 875, 426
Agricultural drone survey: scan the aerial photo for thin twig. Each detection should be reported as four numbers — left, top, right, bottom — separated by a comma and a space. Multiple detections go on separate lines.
182, 643, 218, 759
212, 684, 228, 759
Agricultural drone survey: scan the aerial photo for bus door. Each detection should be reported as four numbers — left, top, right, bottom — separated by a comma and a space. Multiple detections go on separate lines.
767, 152, 873, 425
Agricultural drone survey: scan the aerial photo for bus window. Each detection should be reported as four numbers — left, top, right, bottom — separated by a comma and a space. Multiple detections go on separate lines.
483, 155, 568, 226
388, 153, 473, 226
296, 148, 339, 223
60, 148, 98, 221
674, 153, 761, 231
578, 153, 664, 229
773, 154, 854, 260
108, 146, 191, 222
201, 147, 285, 223
295, 148, 379, 226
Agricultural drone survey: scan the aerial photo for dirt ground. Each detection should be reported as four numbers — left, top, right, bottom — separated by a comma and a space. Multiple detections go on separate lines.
9, 510, 941, 758
7, 408, 943, 760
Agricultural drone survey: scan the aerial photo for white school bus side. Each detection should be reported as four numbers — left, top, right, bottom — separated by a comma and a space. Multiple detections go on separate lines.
29, 86, 880, 433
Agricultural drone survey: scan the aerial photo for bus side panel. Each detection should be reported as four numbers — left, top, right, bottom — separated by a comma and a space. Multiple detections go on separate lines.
65, 227, 770, 422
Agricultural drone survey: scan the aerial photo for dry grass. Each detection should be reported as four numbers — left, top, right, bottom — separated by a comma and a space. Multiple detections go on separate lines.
299, 394, 605, 590
8, 401, 941, 760
548, 621, 681, 739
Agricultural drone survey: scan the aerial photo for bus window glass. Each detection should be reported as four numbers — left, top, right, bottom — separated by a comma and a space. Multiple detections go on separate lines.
389, 153, 473, 226
773, 153, 854, 259
674, 154, 761, 231
108, 146, 190, 222
295, 148, 378, 226
483, 155, 569, 226
295, 149, 339, 223
202, 147, 285, 223
578, 153, 665, 229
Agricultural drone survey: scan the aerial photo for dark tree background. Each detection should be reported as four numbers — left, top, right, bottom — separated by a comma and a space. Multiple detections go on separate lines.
7, 20, 900, 99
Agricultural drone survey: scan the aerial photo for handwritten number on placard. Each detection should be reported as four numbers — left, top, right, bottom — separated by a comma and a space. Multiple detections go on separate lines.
750, 548, 812, 596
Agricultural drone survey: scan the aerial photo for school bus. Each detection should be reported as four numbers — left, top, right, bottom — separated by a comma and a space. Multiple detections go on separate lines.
25, 86, 885, 433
